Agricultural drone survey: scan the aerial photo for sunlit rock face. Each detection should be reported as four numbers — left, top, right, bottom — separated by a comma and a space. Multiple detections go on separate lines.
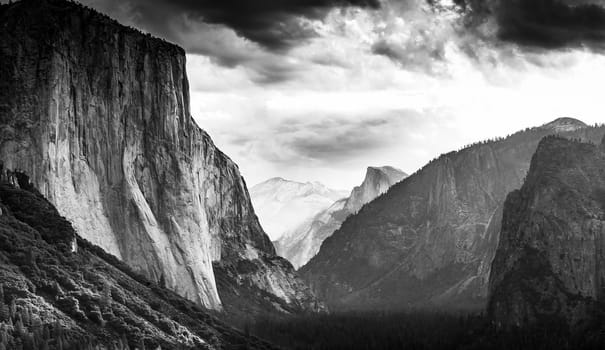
344, 166, 407, 214
488, 135, 605, 327
276, 166, 406, 269
0, 0, 319, 313
301, 119, 605, 311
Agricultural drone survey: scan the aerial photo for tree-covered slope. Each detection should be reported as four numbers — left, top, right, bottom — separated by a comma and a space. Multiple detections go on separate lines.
301, 119, 605, 311
0, 182, 275, 349
489, 135, 605, 327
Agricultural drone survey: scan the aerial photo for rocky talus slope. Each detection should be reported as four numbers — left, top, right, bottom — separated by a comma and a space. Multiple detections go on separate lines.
488, 135, 605, 327
0, 0, 319, 314
301, 118, 605, 311
276, 166, 406, 269
0, 182, 276, 349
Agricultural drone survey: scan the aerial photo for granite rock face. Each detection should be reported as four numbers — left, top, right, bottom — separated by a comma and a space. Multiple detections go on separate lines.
0, 0, 319, 313
277, 166, 406, 269
488, 135, 605, 327
301, 119, 605, 311
344, 166, 407, 214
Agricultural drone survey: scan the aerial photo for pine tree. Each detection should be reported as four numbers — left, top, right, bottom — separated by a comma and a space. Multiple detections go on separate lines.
158, 273, 166, 288
120, 334, 130, 350
9, 300, 16, 319
0, 303, 7, 322
0, 328, 7, 347
14, 316, 24, 337
42, 325, 50, 342
22, 332, 35, 350
137, 338, 145, 350
101, 281, 111, 310
27, 248, 38, 272
21, 306, 30, 327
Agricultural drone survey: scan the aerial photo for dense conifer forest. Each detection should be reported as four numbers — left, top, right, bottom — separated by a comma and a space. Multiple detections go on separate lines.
247, 311, 605, 350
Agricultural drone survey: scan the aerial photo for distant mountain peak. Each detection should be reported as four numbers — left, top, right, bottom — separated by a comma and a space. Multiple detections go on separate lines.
250, 177, 348, 241
253, 177, 345, 195
344, 166, 407, 214
366, 166, 406, 180
275, 165, 407, 269
541, 117, 587, 132
264, 177, 288, 183
367, 166, 394, 173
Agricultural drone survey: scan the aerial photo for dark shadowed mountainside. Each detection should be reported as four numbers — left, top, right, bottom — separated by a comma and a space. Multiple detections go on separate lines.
488, 135, 605, 327
301, 118, 605, 311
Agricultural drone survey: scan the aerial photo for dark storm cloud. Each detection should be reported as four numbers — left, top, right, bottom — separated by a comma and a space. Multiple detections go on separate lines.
78, 0, 381, 84
481, 0, 605, 49
83, 0, 380, 52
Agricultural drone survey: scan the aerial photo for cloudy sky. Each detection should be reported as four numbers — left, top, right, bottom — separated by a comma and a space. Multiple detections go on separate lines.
75, 0, 605, 189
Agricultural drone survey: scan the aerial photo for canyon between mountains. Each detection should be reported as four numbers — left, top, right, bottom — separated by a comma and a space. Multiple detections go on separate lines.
0, 0, 605, 349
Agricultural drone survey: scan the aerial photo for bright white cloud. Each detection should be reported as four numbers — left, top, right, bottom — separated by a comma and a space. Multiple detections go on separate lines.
188, 1, 605, 190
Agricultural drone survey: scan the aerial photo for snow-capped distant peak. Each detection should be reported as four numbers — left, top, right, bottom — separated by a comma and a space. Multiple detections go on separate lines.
250, 178, 348, 241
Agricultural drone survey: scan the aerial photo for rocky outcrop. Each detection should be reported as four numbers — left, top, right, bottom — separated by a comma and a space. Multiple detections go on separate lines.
488, 135, 605, 327
301, 119, 605, 311
0, 0, 319, 313
344, 166, 407, 214
250, 178, 347, 241
276, 166, 406, 269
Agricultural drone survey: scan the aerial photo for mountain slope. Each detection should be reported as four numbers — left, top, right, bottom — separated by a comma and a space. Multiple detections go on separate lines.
488, 135, 605, 327
301, 118, 605, 311
250, 178, 347, 241
0, 0, 318, 314
276, 166, 407, 269
0, 181, 275, 349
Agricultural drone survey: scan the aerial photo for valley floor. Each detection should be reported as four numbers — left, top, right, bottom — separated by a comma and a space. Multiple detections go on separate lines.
247, 311, 605, 350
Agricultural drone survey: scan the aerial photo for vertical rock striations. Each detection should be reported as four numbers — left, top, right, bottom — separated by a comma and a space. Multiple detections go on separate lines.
488, 135, 605, 327
301, 119, 605, 311
0, 0, 319, 313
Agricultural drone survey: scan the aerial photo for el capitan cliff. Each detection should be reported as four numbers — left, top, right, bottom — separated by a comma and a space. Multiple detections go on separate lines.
0, 0, 319, 314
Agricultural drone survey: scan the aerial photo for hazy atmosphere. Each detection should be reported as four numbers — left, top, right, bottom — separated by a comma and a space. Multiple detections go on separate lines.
2, 1, 605, 349
68, 0, 605, 188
